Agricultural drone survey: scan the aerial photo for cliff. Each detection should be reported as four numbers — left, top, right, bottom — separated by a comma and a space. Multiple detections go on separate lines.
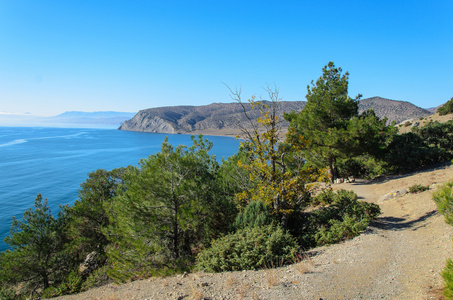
119, 97, 432, 135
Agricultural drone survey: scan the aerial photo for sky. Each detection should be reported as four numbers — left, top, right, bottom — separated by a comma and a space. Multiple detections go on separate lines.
0, 0, 452, 116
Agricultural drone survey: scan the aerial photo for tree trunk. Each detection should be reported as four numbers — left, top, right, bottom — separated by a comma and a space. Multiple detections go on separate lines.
329, 157, 338, 183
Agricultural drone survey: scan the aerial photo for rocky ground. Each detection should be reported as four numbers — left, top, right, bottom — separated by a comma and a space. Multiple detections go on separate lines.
57, 164, 453, 300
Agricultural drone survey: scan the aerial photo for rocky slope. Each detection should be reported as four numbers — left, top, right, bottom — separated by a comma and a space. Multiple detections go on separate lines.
119, 97, 432, 135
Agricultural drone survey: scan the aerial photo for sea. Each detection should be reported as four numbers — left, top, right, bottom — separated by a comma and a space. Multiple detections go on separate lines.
0, 126, 240, 252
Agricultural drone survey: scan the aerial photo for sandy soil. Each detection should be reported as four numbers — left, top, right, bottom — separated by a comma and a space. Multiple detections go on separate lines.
57, 164, 453, 300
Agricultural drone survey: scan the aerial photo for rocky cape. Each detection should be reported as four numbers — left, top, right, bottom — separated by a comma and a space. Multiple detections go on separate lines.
118, 97, 432, 136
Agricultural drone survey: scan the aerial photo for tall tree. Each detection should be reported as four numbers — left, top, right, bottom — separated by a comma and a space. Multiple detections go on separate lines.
228, 85, 310, 228
64, 168, 128, 268
0, 195, 71, 296
104, 136, 229, 282
285, 62, 391, 182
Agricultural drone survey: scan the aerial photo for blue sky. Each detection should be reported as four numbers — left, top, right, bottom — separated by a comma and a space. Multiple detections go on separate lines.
0, 0, 451, 116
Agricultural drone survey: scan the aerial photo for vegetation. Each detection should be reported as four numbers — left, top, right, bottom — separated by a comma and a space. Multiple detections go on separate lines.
104, 136, 236, 282
433, 181, 453, 298
304, 189, 380, 247
408, 184, 430, 194
285, 61, 396, 182
437, 97, 453, 116
0, 195, 73, 298
228, 85, 311, 228
3, 61, 450, 298
196, 224, 298, 272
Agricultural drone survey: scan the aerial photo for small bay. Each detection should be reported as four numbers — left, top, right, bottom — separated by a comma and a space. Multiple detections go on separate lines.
0, 126, 240, 251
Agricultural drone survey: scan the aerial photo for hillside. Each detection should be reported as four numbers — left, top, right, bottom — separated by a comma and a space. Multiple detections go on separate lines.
56, 164, 453, 300
119, 97, 432, 135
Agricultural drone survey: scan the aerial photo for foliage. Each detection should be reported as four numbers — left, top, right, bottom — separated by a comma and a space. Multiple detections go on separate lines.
196, 224, 298, 272
42, 270, 82, 298
443, 259, 453, 299
0, 285, 17, 300
385, 132, 432, 173
433, 181, 453, 298
80, 265, 111, 291
408, 184, 429, 194
228, 85, 310, 228
433, 180, 453, 225
286, 62, 395, 182
413, 120, 453, 161
385, 121, 453, 174
303, 189, 380, 246
0, 194, 74, 297
337, 155, 388, 179
438, 97, 453, 116
105, 135, 234, 282
311, 188, 335, 206
233, 200, 273, 231
64, 168, 128, 271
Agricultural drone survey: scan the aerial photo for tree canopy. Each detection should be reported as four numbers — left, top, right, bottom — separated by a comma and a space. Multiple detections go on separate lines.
286, 61, 395, 181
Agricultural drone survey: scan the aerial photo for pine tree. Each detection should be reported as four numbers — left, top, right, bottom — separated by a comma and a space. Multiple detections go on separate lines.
286, 62, 395, 182
104, 136, 229, 281
0, 195, 71, 296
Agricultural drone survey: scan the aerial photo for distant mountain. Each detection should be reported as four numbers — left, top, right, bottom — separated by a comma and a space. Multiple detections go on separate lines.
426, 105, 442, 114
47, 111, 136, 125
0, 111, 136, 127
358, 97, 431, 123
119, 97, 432, 135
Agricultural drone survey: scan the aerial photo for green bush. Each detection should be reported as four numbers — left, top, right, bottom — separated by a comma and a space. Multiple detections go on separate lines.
314, 214, 372, 245
0, 286, 17, 300
304, 189, 381, 246
81, 265, 111, 291
433, 180, 453, 298
196, 224, 298, 272
338, 155, 388, 179
443, 259, 453, 299
312, 188, 335, 206
433, 180, 453, 225
42, 270, 82, 298
408, 184, 430, 194
438, 97, 453, 116
233, 200, 273, 231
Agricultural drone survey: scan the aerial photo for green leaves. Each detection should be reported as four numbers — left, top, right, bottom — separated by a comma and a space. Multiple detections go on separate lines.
1, 194, 72, 296
104, 135, 235, 282
286, 62, 395, 181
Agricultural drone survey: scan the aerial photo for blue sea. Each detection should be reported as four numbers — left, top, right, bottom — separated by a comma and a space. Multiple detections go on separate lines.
0, 126, 240, 252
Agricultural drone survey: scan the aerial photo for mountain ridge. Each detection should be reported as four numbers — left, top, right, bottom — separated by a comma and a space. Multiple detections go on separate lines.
119, 97, 432, 135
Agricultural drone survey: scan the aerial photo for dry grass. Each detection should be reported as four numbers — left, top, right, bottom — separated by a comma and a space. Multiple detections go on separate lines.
189, 285, 204, 300
224, 274, 237, 287
265, 270, 280, 287
296, 252, 315, 274
251, 292, 261, 300
237, 282, 251, 299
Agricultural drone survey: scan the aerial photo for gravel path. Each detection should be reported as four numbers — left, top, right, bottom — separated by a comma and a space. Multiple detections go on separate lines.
57, 165, 453, 300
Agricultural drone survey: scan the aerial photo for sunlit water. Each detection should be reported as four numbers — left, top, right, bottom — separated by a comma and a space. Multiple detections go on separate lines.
0, 126, 240, 252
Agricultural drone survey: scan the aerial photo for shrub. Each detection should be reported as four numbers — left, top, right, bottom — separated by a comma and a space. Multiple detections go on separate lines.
312, 188, 335, 206
305, 189, 381, 246
408, 184, 429, 194
81, 265, 111, 291
0, 286, 16, 300
233, 200, 273, 231
442, 259, 453, 299
196, 224, 298, 272
338, 155, 388, 179
438, 97, 453, 116
433, 180, 453, 298
433, 180, 453, 225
